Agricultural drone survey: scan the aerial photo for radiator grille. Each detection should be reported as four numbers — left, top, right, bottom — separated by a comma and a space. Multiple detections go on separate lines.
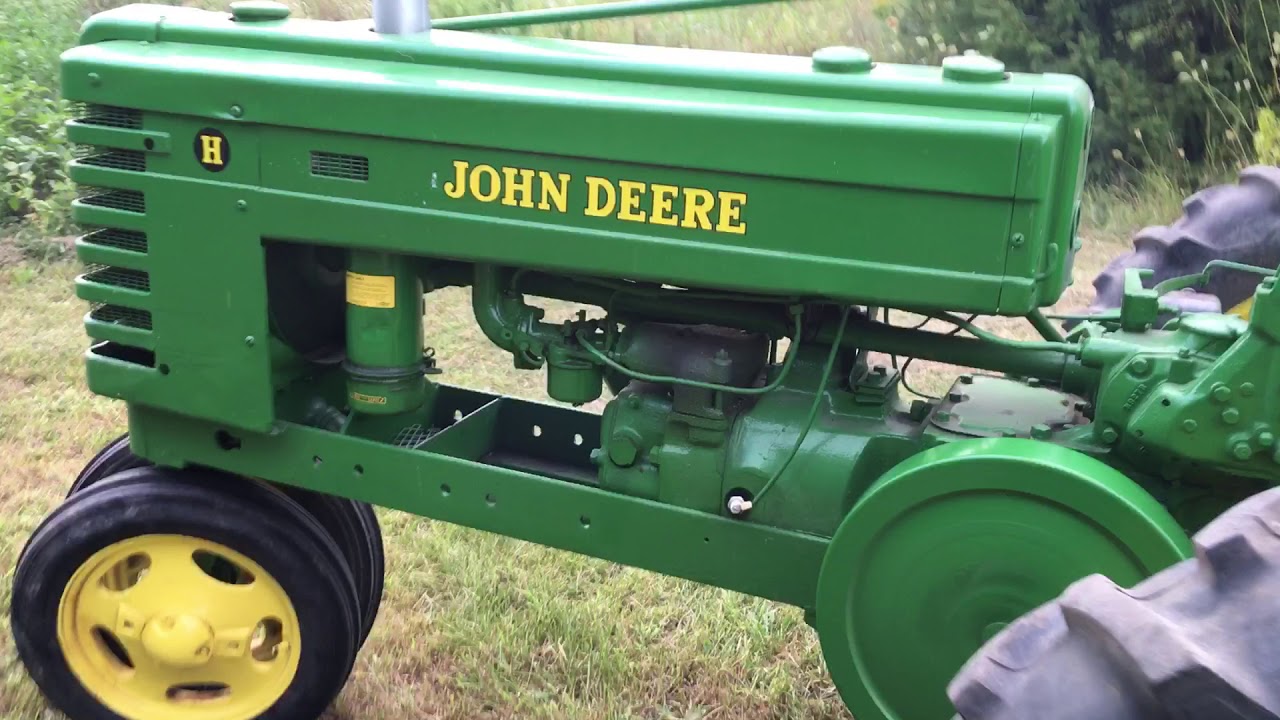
71, 103, 143, 129
91, 304, 154, 331
70, 104, 156, 369
84, 265, 151, 293
82, 228, 148, 254
81, 189, 146, 214
311, 151, 369, 181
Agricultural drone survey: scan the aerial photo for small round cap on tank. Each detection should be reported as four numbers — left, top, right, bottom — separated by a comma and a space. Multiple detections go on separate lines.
812, 47, 874, 74
230, 0, 291, 22
942, 54, 1007, 82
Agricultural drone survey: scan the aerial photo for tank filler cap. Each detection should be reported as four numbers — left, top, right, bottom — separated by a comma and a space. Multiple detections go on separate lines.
942, 54, 1007, 82
812, 47, 874, 74
230, 0, 291, 22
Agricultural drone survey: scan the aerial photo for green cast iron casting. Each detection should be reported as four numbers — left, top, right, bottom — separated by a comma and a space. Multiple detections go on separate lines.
34, 3, 1280, 720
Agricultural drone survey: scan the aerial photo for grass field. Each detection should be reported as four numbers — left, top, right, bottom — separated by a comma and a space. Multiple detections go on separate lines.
0, 179, 1190, 720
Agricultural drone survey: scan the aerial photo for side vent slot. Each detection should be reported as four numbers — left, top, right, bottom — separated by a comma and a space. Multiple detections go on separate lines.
83, 265, 151, 293
83, 229, 148, 254
91, 304, 153, 331
311, 151, 369, 182
80, 188, 146, 214
71, 103, 143, 129
78, 148, 146, 172
89, 341, 156, 368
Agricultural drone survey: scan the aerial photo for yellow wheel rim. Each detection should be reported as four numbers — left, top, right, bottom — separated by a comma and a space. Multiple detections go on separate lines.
57, 535, 301, 720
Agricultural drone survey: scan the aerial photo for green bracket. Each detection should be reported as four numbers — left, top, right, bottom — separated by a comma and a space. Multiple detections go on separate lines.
1121, 268, 1159, 332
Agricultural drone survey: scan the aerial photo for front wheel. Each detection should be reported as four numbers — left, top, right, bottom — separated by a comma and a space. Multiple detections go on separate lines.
11, 467, 361, 720
66, 433, 385, 647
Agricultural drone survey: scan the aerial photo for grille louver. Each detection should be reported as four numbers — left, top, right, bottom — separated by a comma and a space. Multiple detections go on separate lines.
81, 189, 146, 214
79, 150, 146, 173
83, 265, 151, 293
71, 103, 143, 129
311, 151, 369, 181
91, 304, 154, 331
82, 228, 148, 254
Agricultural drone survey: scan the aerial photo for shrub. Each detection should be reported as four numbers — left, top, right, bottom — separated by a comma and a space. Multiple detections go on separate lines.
889, 0, 1280, 178
0, 0, 84, 235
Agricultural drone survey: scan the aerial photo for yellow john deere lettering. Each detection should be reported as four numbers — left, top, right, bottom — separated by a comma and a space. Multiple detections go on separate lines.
443, 160, 747, 235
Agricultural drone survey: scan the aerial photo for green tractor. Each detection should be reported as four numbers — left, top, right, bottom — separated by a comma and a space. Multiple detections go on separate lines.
9, 1, 1280, 718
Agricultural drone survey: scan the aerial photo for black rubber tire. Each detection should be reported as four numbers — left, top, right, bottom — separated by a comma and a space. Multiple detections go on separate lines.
11, 467, 361, 720
1086, 166, 1280, 319
288, 492, 385, 645
66, 434, 385, 645
948, 486, 1280, 720
67, 433, 149, 497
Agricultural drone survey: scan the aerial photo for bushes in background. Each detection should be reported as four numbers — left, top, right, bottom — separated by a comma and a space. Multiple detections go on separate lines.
890, 0, 1280, 178
1, 0, 84, 238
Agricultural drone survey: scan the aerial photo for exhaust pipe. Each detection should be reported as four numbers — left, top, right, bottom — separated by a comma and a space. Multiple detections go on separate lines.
373, 0, 429, 34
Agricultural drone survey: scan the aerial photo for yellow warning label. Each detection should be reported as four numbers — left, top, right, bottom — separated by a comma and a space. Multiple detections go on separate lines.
352, 392, 388, 405
346, 272, 396, 309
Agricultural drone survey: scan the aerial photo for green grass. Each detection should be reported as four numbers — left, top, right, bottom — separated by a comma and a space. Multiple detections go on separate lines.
0, 173, 1194, 719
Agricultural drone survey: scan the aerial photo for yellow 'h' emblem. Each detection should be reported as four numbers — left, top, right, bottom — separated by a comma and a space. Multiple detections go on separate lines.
200, 134, 224, 167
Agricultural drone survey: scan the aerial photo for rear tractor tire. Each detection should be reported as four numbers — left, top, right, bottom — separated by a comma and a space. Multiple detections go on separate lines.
66, 433, 385, 647
11, 467, 362, 720
949, 485, 1280, 720
1087, 166, 1280, 322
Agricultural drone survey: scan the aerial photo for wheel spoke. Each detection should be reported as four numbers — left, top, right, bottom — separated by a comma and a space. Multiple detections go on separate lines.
74, 583, 124, 631
198, 650, 292, 693
124, 543, 219, 615
204, 579, 296, 639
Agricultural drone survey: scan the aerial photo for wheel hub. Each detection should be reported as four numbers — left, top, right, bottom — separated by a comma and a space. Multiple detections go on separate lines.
140, 614, 214, 668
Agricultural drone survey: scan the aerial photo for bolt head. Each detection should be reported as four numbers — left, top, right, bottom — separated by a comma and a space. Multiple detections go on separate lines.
1233, 441, 1254, 461
1222, 407, 1242, 425
1182, 419, 1199, 433
1211, 383, 1232, 402
1100, 427, 1119, 444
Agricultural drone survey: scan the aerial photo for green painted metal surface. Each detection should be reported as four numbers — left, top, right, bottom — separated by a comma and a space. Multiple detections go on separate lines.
816, 439, 1191, 720
31, 3, 1280, 720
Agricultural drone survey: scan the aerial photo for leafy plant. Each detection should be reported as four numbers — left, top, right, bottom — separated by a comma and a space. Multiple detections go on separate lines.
1, 79, 75, 234
0, 0, 83, 235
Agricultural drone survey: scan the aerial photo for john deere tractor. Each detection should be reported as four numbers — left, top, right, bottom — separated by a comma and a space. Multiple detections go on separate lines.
9, 0, 1280, 718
